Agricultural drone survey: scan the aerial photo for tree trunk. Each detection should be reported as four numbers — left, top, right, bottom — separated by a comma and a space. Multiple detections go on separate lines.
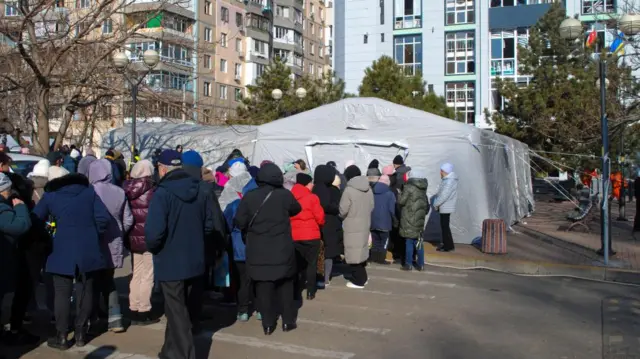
53, 105, 74, 149
34, 85, 50, 155
78, 107, 92, 147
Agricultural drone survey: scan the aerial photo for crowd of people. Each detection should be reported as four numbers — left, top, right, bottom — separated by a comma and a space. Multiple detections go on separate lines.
0, 145, 459, 359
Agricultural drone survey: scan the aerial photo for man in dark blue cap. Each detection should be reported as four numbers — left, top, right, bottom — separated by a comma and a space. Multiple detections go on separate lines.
145, 149, 221, 359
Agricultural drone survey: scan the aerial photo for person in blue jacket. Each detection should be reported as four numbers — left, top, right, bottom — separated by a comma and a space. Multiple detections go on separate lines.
370, 175, 396, 264
32, 171, 111, 350
60, 145, 77, 174
224, 174, 257, 322
145, 150, 219, 359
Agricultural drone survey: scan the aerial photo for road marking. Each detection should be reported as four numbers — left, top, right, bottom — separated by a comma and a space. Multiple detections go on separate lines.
311, 300, 394, 313
367, 265, 468, 277
297, 318, 391, 335
206, 332, 356, 359
330, 286, 431, 299
368, 275, 457, 288
39, 342, 156, 359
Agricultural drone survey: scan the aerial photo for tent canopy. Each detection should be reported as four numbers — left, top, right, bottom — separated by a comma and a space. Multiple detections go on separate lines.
104, 98, 532, 244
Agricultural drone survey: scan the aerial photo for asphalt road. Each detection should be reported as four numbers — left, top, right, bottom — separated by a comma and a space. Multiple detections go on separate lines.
4, 263, 640, 359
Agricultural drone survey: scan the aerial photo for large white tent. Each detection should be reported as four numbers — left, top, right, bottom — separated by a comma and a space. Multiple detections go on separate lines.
104, 97, 533, 244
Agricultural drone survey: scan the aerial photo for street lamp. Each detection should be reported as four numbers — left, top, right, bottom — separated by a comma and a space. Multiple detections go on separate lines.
295, 87, 307, 99
112, 49, 160, 166
559, 15, 640, 265
271, 87, 307, 118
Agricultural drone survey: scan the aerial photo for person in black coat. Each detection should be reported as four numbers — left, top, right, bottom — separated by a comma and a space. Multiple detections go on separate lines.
312, 165, 343, 286
235, 163, 301, 335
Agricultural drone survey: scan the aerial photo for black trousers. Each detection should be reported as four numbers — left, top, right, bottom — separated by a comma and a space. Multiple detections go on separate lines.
232, 262, 253, 314
254, 277, 294, 328
52, 271, 95, 334
440, 213, 455, 250
294, 240, 321, 295
159, 277, 202, 359
10, 248, 44, 330
346, 262, 368, 286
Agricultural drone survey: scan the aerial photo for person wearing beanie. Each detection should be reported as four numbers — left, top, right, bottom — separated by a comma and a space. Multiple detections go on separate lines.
61, 147, 77, 174
182, 150, 204, 168
393, 155, 404, 166
103, 150, 124, 187
260, 160, 273, 168
398, 169, 429, 270
344, 160, 356, 171
48, 166, 70, 181
432, 163, 458, 252
391, 155, 411, 193
339, 165, 374, 289
235, 163, 302, 334
291, 172, 325, 300
326, 161, 346, 192
368, 159, 380, 170
366, 167, 382, 185
312, 165, 343, 288
145, 149, 223, 356
370, 174, 396, 265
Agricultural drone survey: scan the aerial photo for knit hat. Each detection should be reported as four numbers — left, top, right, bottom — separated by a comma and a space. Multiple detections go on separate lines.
344, 165, 361, 181
130, 159, 154, 179
296, 173, 313, 186
229, 162, 247, 177
379, 175, 391, 186
182, 150, 204, 168
70, 149, 81, 159
368, 159, 379, 170
332, 174, 341, 188
440, 163, 454, 174
48, 166, 70, 181
30, 159, 50, 178
382, 165, 395, 176
326, 161, 337, 168
260, 160, 273, 167
366, 168, 381, 177
158, 150, 182, 166
393, 155, 404, 165
0, 173, 11, 193
409, 168, 428, 179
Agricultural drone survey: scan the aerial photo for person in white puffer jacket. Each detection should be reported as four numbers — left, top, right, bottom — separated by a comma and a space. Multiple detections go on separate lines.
432, 163, 458, 252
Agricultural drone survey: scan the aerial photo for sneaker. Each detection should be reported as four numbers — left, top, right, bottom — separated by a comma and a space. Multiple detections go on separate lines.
255, 312, 262, 321
346, 282, 365, 289
108, 319, 125, 333
237, 313, 249, 322
3, 329, 40, 346
401, 265, 412, 271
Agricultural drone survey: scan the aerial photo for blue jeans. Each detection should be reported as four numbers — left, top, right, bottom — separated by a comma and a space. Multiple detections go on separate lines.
404, 239, 424, 268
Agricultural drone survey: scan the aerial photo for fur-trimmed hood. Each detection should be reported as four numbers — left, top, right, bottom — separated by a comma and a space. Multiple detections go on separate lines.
44, 173, 89, 193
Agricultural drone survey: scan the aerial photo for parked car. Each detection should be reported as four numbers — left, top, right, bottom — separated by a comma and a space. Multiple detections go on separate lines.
8, 153, 45, 176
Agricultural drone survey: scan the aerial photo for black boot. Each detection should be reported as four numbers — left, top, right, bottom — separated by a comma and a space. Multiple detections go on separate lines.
282, 323, 297, 332
133, 312, 160, 326
47, 332, 70, 350
263, 325, 276, 335
74, 327, 87, 348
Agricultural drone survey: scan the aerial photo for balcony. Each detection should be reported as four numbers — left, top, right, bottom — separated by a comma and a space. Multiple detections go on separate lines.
135, 27, 194, 44
394, 15, 422, 30
128, 54, 194, 69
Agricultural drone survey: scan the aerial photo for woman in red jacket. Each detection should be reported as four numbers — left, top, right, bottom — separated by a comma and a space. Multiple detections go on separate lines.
123, 160, 159, 326
290, 173, 325, 300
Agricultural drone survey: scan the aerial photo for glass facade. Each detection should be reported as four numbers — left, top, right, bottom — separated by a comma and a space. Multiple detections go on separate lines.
445, 0, 474, 25
394, 35, 422, 75
394, 0, 422, 29
445, 82, 475, 124
445, 31, 475, 75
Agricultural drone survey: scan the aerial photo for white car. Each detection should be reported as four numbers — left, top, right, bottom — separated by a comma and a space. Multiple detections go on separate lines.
8, 153, 46, 176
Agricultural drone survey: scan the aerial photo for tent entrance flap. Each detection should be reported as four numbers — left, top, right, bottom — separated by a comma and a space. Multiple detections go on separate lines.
305, 140, 409, 170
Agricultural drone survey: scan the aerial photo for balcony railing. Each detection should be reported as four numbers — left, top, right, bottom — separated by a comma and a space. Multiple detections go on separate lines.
394, 16, 421, 30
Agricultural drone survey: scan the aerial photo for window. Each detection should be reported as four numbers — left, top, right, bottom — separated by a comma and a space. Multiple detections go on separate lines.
317, 65, 323, 77
4, 2, 18, 16
204, 27, 212, 42
319, 25, 323, 38
102, 18, 113, 34
446, 82, 475, 124
221, 7, 229, 22
491, 0, 554, 7
446, 32, 474, 75
394, 0, 421, 29
312, 24, 315, 35
310, 42, 314, 55
394, 34, 422, 75
204, 0, 212, 15
364, 34, 368, 43
234, 63, 242, 78
319, 45, 323, 57
220, 59, 227, 72
235, 38, 242, 51
380, 0, 385, 24
256, 63, 266, 77
253, 39, 267, 55
219, 85, 228, 99
275, 48, 290, 61
235, 88, 243, 101
236, 13, 243, 27
309, 63, 314, 74
78, 0, 90, 8
491, 30, 521, 76
275, 26, 288, 39
276, 5, 289, 17
381, 33, 385, 42
204, 82, 211, 96
310, 3, 315, 15
446, 0, 474, 25
221, 33, 227, 47
204, 54, 212, 69
246, 13, 271, 31
294, 9, 303, 24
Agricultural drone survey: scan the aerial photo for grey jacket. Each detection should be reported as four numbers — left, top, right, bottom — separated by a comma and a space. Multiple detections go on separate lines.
339, 176, 374, 264
432, 172, 458, 214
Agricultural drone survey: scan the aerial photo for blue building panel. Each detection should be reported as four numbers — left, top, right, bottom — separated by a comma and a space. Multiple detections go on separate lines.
488, 4, 553, 29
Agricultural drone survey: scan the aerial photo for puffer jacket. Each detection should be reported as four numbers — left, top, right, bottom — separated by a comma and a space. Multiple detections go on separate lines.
398, 178, 429, 239
290, 184, 325, 241
371, 182, 396, 231
123, 176, 155, 253
339, 176, 374, 264
432, 172, 458, 214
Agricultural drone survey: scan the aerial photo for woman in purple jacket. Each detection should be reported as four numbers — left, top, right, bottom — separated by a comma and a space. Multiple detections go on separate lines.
123, 160, 159, 326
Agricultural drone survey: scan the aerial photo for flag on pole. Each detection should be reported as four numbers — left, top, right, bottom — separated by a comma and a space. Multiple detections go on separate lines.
609, 31, 625, 55
586, 29, 597, 48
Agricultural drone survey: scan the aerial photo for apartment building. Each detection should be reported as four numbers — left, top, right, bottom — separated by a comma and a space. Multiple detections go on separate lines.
335, 0, 632, 127
302, 0, 327, 78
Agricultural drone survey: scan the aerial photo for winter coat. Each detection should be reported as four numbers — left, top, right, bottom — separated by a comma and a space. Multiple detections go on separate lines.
371, 182, 396, 231
290, 184, 325, 241
339, 176, 374, 264
62, 155, 77, 174
123, 176, 154, 253
392, 164, 411, 193
89, 159, 133, 268
145, 168, 220, 282
33, 174, 111, 276
219, 172, 252, 211
235, 163, 302, 281
31, 176, 48, 204
432, 172, 458, 214
313, 165, 343, 258
398, 178, 429, 239
224, 179, 258, 262
77, 154, 97, 177
0, 199, 32, 294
